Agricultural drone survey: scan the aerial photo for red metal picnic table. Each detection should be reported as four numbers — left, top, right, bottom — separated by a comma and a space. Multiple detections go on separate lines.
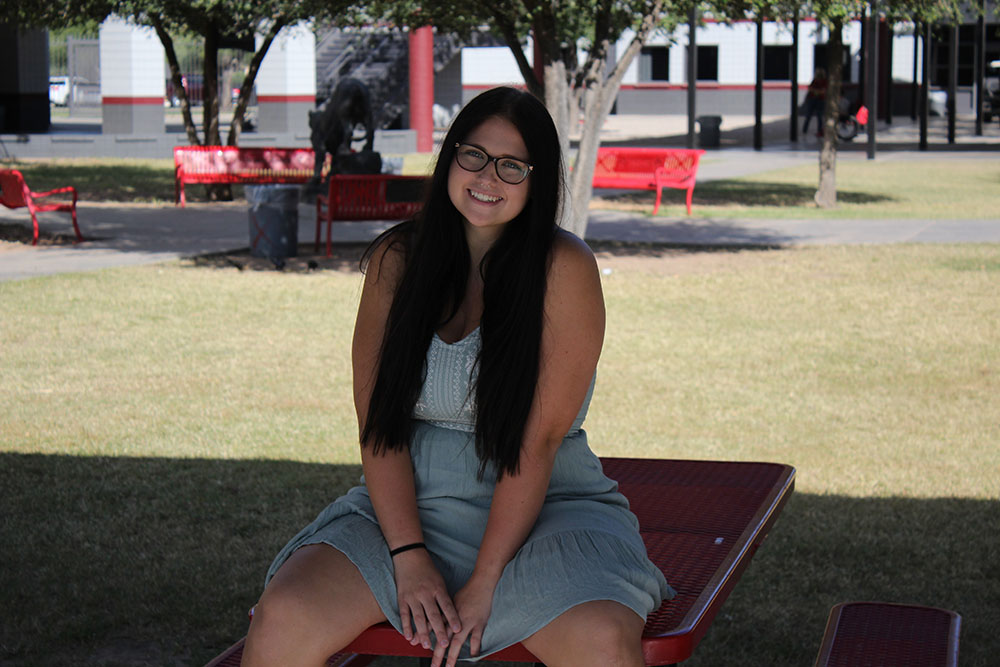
208, 457, 795, 667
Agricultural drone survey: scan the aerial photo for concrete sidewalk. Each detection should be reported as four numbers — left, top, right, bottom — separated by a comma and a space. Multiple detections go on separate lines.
3, 192, 998, 283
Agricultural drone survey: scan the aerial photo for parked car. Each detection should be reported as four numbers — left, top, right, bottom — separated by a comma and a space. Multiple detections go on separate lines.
166, 74, 205, 107
984, 59, 1000, 123
49, 76, 79, 106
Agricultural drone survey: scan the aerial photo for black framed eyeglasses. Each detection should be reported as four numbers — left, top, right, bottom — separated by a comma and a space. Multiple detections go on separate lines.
453, 143, 533, 185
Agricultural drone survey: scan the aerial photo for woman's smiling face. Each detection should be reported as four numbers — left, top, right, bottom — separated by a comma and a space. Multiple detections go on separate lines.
447, 115, 531, 237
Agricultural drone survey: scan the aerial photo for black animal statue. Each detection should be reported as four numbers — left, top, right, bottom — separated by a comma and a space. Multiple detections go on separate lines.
306, 77, 380, 197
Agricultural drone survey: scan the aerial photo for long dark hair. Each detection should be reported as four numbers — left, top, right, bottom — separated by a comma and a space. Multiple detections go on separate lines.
360, 87, 564, 479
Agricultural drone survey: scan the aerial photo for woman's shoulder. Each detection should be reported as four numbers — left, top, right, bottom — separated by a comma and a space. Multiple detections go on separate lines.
362, 225, 410, 286
546, 229, 601, 298
550, 228, 599, 276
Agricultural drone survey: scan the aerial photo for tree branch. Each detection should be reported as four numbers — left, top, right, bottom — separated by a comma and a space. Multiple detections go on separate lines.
226, 16, 288, 147
150, 12, 201, 146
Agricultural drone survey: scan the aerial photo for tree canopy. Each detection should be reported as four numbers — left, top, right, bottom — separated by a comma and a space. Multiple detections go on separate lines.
361, 0, 689, 236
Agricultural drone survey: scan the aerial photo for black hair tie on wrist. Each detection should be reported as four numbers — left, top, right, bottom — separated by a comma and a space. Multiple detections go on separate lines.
389, 542, 427, 558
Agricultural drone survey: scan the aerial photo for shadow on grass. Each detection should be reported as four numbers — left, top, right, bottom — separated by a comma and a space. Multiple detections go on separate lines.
597, 180, 897, 210
2, 453, 996, 667
695, 180, 897, 207
586, 239, 784, 259
8, 162, 177, 204
188, 243, 369, 275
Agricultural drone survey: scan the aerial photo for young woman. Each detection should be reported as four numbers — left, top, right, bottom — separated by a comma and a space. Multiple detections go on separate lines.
242, 87, 672, 667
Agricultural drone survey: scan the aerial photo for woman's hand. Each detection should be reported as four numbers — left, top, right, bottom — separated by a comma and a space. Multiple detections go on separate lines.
433, 573, 497, 667
393, 549, 462, 652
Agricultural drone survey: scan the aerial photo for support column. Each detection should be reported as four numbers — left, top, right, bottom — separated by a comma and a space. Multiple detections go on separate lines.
754, 16, 763, 151
920, 22, 930, 151
790, 10, 800, 142
255, 22, 316, 136
865, 1, 878, 160
947, 23, 957, 144
0, 25, 49, 133
99, 17, 165, 135
409, 26, 434, 153
686, 7, 697, 149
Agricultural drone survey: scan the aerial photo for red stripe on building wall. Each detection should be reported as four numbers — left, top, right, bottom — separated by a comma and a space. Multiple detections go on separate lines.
102, 97, 165, 105
618, 83, 795, 91
256, 95, 315, 103
461, 84, 529, 92
463, 83, 794, 93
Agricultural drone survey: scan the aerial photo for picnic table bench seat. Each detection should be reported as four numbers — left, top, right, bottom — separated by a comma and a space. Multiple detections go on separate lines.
207, 458, 795, 667
173, 146, 330, 207
591, 147, 705, 216
814, 602, 961, 667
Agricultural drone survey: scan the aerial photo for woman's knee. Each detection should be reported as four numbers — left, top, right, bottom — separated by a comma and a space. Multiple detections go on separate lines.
579, 610, 644, 666
242, 545, 385, 665
524, 600, 645, 667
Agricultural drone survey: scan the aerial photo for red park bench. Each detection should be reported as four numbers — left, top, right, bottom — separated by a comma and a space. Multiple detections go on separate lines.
591, 147, 705, 217
173, 146, 330, 207
0, 168, 83, 245
315, 174, 427, 258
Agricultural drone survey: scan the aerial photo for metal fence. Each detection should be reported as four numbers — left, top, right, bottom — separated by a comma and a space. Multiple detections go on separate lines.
49, 33, 256, 112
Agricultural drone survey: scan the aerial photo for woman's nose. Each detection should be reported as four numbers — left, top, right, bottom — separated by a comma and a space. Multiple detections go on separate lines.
475, 163, 499, 183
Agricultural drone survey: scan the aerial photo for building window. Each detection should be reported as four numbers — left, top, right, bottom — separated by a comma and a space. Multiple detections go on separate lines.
763, 45, 792, 80
697, 45, 718, 81
813, 43, 852, 83
638, 46, 669, 81
930, 24, 982, 87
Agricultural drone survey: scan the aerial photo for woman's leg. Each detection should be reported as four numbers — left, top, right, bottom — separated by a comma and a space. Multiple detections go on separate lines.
520, 600, 646, 667
241, 544, 387, 666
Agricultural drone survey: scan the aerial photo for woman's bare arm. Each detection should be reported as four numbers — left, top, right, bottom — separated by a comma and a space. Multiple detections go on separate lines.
353, 238, 461, 650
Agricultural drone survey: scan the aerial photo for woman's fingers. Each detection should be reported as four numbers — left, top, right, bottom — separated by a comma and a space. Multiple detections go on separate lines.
399, 604, 413, 642
421, 599, 452, 650
468, 626, 483, 657
444, 625, 472, 667
436, 591, 463, 634
400, 596, 456, 650
430, 634, 450, 667
409, 601, 432, 648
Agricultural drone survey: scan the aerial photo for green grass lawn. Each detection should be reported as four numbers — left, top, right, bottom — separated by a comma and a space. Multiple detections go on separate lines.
2, 244, 997, 666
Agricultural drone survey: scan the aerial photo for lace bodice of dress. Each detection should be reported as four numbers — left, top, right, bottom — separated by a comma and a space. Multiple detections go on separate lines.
412, 328, 593, 434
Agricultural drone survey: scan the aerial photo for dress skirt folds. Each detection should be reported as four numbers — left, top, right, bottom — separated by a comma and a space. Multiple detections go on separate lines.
264, 330, 674, 661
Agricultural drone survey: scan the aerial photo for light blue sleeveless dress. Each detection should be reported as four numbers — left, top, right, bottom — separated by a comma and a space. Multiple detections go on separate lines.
264, 328, 674, 661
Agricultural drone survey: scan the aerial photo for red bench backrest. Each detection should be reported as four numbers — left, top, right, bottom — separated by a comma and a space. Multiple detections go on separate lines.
594, 147, 702, 181
174, 146, 324, 181
326, 175, 426, 221
0, 169, 31, 209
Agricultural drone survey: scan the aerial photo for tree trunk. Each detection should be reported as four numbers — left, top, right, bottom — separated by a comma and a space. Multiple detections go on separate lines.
538, 2, 665, 238
565, 73, 609, 238
815, 19, 844, 208
150, 14, 200, 146
203, 26, 222, 146
202, 25, 231, 201
227, 18, 287, 147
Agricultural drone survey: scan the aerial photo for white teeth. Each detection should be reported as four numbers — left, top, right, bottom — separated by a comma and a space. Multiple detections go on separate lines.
469, 189, 502, 203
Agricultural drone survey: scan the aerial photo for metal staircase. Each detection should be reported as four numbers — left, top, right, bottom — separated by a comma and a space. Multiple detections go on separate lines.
315, 27, 463, 130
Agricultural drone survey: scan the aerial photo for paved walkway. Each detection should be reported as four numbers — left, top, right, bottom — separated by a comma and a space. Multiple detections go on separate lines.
2, 114, 998, 283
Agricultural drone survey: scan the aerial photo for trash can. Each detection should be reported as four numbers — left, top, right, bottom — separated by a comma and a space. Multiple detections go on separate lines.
246, 184, 299, 262
697, 115, 722, 148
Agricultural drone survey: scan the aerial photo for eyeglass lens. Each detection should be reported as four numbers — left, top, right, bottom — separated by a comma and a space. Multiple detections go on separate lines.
454, 144, 531, 185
